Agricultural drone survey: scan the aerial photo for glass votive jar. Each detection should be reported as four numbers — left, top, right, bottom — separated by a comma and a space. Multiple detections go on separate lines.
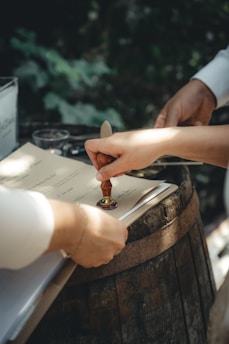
32, 128, 70, 155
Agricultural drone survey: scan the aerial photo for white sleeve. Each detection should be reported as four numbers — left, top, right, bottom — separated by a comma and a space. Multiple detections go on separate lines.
0, 186, 55, 270
225, 167, 229, 216
192, 45, 229, 108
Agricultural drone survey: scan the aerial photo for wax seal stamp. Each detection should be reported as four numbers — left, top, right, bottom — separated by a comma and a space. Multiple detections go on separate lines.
96, 120, 118, 210
96, 152, 118, 210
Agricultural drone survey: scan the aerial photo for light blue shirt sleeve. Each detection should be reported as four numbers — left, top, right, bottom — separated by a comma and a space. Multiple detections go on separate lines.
192, 45, 229, 108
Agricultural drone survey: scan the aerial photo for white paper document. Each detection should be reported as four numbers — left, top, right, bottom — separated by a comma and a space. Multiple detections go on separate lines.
0, 142, 177, 225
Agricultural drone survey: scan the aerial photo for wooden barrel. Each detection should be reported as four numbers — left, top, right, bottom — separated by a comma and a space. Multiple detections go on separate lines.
28, 165, 216, 344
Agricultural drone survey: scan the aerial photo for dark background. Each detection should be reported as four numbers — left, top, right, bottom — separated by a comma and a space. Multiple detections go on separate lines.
1, 0, 228, 225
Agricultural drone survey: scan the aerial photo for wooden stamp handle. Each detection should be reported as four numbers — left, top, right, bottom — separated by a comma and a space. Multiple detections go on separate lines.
97, 152, 115, 169
97, 153, 115, 198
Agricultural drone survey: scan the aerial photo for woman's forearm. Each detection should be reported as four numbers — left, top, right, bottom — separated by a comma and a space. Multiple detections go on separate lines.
161, 125, 229, 168
85, 125, 229, 183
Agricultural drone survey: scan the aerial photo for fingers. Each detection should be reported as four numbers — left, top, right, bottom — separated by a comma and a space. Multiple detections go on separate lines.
103, 248, 123, 265
71, 204, 128, 269
194, 120, 208, 126
96, 168, 113, 182
154, 112, 167, 128
85, 139, 119, 172
80, 245, 125, 268
99, 248, 123, 266
96, 158, 128, 182
114, 249, 122, 256
154, 112, 179, 128
85, 146, 100, 170
85, 138, 128, 181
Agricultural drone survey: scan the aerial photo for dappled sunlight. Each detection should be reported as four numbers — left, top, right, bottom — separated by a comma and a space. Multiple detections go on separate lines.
85, 174, 100, 188
84, 170, 121, 185
83, 172, 122, 197
206, 218, 229, 289
0, 153, 36, 179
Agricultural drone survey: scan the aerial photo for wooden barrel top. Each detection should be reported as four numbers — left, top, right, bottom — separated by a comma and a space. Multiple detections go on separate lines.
70, 164, 200, 284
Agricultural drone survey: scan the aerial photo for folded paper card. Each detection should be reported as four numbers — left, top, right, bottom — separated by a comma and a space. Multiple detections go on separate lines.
0, 77, 18, 160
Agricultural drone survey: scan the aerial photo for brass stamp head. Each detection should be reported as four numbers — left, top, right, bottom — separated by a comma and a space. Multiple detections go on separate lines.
96, 196, 118, 210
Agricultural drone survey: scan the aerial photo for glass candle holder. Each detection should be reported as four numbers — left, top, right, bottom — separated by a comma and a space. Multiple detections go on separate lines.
32, 128, 70, 155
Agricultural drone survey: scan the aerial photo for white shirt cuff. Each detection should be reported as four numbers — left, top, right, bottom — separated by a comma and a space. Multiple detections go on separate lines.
192, 46, 229, 108
0, 186, 54, 269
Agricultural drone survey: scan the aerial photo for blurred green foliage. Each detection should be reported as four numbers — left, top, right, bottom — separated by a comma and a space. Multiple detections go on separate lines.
9, 28, 124, 128
0, 0, 228, 223
1, 0, 228, 128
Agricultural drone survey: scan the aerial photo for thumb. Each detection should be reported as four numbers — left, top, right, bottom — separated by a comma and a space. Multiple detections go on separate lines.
96, 159, 125, 181
96, 165, 116, 182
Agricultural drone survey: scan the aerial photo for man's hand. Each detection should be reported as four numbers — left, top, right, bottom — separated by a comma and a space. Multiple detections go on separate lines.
154, 79, 216, 128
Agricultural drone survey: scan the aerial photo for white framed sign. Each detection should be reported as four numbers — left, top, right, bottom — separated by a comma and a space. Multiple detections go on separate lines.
0, 77, 18, 160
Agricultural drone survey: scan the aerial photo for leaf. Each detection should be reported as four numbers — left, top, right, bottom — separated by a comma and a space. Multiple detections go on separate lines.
44, 92, 124, 129
13, 60, 49, 89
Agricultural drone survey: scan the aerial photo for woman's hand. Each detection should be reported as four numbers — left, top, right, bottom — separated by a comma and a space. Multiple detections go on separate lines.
85, 125, 229, 182
70, 204, 128, 268
47, 200, 128, 268
85, 129, 167, 182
